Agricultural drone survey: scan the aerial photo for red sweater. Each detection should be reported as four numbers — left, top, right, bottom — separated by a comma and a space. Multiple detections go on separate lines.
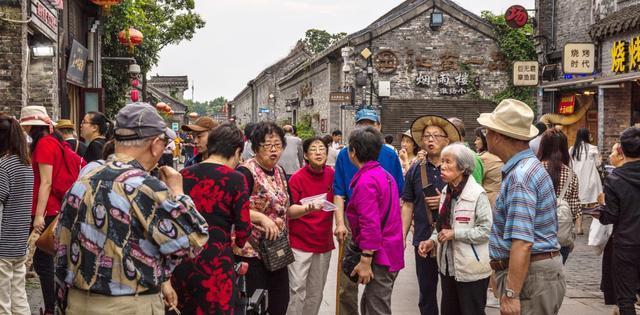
288, 165, 335, 253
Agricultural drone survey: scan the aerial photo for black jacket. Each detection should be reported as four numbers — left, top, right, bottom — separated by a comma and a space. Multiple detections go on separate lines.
599, 160, 640, 247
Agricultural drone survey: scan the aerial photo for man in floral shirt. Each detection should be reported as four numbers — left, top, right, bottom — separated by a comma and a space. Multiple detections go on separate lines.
54, 102, 209, 314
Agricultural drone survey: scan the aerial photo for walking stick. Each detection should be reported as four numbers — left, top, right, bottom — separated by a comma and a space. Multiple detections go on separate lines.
336, 238, 344, 315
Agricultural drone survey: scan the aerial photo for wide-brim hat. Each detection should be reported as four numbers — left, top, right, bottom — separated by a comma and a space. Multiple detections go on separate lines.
55, 119, 75, 130
477, 99, 539, 141
181, 116, 218, 132
410, 115, 461, 145
397, 129, 416, 144
19, 106, 52, 126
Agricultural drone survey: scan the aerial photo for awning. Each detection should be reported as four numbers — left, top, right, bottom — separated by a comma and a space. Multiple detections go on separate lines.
539, 76, 595, 89
593, 72, 640, 85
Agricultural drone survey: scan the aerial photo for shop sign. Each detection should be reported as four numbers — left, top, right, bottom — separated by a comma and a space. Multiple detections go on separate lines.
171, 122, 179, 131
329, 92, 351, 103
30, 0, 58, 40
513, 61, 539, 86
505, 5, 529, 29
415, 72, 471, 96
610, 36, 640, 73
285, 98, 299, 106
563, 43, 595, 74
374, 50, 398, 74
66, 40, 88, 86
558, 95, 576, 115
320, 119, 327, 133
304, 99, 314, 107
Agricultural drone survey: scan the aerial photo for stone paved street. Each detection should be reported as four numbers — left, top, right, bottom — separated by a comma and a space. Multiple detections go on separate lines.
27, 216, 616, 314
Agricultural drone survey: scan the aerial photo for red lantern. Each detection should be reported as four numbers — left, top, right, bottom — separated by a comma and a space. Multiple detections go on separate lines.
130, 89, 140, 102
118, 28, 143, 52
131, 79, 140, 87
90, 0, 122, 12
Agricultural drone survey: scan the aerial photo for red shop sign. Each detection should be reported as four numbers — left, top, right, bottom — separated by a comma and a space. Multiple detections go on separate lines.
558, 95, 575, 115
505, 5, 529, 29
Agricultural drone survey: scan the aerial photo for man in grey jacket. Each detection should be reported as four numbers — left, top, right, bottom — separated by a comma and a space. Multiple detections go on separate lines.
278, 125, 304, 178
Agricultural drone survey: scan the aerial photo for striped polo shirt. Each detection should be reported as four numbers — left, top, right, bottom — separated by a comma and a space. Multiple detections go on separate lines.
489, 149, 560, 260
0, 154, 34, 258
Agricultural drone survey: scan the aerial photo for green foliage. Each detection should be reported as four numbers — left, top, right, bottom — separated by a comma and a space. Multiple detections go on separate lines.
482, 11, 536, 109
295, 114, 316, 140
302, 29, 347, 54
102, 0, 205, 117
186, 96, 227, 116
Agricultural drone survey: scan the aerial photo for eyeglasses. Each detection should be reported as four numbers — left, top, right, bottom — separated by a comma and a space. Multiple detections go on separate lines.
422, 134, 448, 140
259, 143, 283, 150
80, 120, 92, 125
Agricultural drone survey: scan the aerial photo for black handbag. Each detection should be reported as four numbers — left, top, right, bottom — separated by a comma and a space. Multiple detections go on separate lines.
258, 230, 295, 272
342, 176, 393, 283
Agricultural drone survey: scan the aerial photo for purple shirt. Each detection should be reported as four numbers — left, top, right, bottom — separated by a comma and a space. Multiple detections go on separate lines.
347, 161, 405, 272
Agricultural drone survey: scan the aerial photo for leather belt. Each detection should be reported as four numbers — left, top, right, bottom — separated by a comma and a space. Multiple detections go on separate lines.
490, 251, 560, 271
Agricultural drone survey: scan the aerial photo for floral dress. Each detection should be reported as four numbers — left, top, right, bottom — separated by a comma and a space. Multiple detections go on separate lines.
171, 163, 252, 315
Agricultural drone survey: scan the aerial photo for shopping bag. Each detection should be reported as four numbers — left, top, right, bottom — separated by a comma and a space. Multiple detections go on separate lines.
587, 219, 613, 255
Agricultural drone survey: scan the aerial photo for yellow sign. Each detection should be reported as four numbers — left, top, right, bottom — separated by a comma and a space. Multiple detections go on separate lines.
630, 36, 640, 70
360, 48, 372, 59
612, 40, 628, 73
563, 43, 595, 74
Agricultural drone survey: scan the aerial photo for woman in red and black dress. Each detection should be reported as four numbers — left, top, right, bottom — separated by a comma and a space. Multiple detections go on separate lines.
172, 123, 252, 314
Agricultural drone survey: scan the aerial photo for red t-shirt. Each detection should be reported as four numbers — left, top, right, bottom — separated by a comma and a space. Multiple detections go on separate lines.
32, 135, 73, 216
288, 165, 335, 253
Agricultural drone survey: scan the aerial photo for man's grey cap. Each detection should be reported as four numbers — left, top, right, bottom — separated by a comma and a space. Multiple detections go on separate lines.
114, 102, 169, 141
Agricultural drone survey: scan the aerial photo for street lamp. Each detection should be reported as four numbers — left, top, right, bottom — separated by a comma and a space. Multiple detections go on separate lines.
31, 45, 55, 57
430, 9, 444, 30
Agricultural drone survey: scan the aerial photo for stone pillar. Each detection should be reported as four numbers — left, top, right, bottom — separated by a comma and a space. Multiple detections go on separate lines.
0, 1, 28, 116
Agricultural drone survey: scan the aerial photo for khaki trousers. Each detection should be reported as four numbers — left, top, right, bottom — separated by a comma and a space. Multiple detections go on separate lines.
66, 288, 165, 315
287, 249, 332, 315
0, 256, 30, 315
495, 255, 566, 315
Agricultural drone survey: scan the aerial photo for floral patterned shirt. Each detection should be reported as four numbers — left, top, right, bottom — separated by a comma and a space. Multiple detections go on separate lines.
54, 154, 209, 311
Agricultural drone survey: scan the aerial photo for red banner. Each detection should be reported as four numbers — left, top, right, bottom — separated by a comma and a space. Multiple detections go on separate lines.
558, 95, 575, 115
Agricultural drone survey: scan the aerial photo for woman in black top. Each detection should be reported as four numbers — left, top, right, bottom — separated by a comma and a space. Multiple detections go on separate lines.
80, 111, 112, 162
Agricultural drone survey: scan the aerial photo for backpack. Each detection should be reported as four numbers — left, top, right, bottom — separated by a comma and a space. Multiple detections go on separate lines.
50, 140, 86, 201
557, 172, 576, 247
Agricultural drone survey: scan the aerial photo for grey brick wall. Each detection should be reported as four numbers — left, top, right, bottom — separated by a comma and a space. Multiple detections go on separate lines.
0, 4, 28, 116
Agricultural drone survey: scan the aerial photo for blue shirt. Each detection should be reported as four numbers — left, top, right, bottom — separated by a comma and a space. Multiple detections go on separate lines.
333, 145, 404, 201
489, 149, 560, 259
401, 160, 446, 246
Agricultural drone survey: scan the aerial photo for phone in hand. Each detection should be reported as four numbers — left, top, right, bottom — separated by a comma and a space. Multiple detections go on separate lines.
422, 184, 439, 197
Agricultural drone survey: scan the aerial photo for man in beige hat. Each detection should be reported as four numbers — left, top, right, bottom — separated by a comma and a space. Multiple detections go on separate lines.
400, 115, 460, 315
181, 117, 218, 167
56, 119, 87, 157
478, 99, 565, 315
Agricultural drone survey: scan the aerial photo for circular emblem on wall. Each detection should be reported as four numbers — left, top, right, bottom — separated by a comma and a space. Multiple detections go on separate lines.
374, 50, 399, 74
504, 5, 529, 29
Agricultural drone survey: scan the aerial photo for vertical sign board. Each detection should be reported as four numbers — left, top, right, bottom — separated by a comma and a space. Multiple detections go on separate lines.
513, 61, 539, 86
563, 43, 595, 74
66, 40, 89, 86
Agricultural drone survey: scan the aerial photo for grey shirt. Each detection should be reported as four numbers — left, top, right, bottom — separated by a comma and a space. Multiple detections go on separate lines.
278, 134, 304, 175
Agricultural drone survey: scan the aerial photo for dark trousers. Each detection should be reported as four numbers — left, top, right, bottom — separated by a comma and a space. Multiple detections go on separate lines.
414, 246, 439, 315
237, 256, 289, 315
613, 246, 640, 315
440, 274, 489, 315
33, 216, 56, 313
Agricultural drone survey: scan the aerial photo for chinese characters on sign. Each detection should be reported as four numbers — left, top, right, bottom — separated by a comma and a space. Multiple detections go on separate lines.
504, 5, 529, 29
415, 72, 470, 95
563, 43, 595, 74
374, 50, 399, 74
513, 61, 539, 86
558, 95, 576, 115
66, 40, 88, 86
610, 36, 640, 73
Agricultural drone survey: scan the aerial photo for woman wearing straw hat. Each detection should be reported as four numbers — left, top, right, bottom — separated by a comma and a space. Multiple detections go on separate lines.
20, 106, 85, 315
398, 130, 419, 175
55, 119, 87, 157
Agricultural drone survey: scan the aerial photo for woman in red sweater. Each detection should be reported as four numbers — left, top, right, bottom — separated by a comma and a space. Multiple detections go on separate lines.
287, 136, 335, 314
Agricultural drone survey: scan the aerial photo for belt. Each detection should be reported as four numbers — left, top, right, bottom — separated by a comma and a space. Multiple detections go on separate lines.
490, 251, 560, 271
73, 286, 161, 297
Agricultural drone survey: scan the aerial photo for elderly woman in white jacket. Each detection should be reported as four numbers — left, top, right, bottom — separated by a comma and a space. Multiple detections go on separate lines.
418, 143, 493, 315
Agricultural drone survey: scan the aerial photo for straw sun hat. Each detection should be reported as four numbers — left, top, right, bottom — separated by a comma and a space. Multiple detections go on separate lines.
410, 115, 461, 144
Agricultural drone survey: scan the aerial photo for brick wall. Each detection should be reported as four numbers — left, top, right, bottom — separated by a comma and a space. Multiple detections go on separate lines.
602, 84, 632, 156
0, 3, 27, 116
27, 56, 58, 119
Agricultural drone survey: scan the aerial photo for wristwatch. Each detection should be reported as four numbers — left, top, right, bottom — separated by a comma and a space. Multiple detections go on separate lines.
504, 288, 519, 299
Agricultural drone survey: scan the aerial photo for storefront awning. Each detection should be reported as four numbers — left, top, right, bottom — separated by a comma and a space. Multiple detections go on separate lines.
593, 72, 640, 85
539, 76, 595, 89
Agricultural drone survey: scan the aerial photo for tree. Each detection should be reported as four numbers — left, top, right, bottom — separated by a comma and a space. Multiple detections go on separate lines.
482, 11, 537, 109
302, 29, 347, 54
102, 0, 205, 117
186, 96, 227, 116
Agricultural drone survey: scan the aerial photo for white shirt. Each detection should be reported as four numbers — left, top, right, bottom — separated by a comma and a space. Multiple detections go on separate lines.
570, 144, 603, 204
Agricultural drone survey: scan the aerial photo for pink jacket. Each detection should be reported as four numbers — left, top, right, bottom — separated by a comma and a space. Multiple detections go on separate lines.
347, 161, 405, 272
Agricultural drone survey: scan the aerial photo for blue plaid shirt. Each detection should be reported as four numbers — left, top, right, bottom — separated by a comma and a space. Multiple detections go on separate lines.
489, 149, 560, 260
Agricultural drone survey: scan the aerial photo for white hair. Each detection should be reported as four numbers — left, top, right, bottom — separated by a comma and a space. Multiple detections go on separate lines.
441, 143, 476, 176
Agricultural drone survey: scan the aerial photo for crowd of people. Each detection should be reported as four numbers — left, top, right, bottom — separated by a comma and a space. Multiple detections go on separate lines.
0, 98, 639, 315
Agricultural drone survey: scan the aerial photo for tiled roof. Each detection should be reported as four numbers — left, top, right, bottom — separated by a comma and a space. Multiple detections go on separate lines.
590, 4, 640, 40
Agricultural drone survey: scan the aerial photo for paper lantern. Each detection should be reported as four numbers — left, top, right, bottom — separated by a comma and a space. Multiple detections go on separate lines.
90, 0, 122, 12
130, 89, 140, 102
118, 28, 143, 52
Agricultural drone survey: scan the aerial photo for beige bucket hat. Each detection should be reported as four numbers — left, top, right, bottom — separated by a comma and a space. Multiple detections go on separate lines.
477, 99, 539, 141
19, 106, 53, 127
410, 115, 461, 145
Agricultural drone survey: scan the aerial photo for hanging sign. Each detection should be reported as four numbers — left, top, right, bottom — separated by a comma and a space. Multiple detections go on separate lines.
513, 61, 539, 86
505, 5, 529, 29
563, 43, 595, 74
330, 92, 352, 103
66, 40, 88, 86
558, 95, 576, 115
